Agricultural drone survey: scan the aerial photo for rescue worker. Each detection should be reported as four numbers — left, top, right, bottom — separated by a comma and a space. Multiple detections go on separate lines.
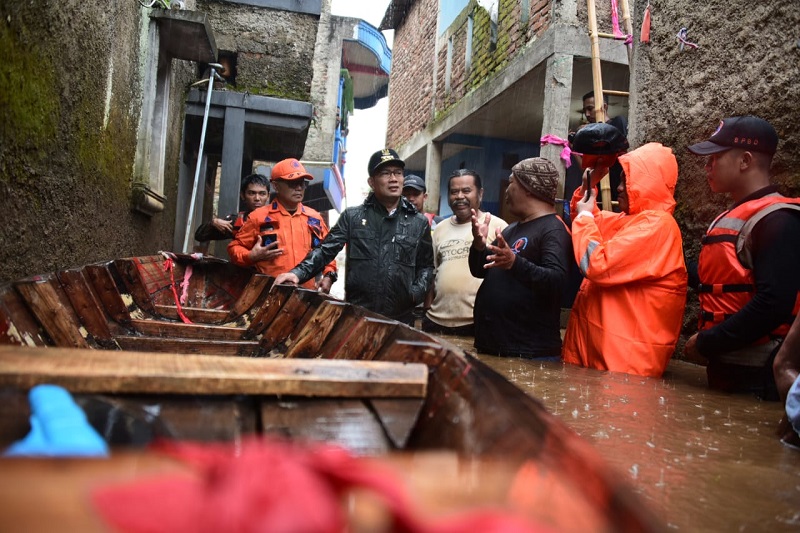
684, 116, 800, 398
562, 143, 688, 377
273, 149, 434, 324
194, 173, 269, 243
228, 158, 337, 292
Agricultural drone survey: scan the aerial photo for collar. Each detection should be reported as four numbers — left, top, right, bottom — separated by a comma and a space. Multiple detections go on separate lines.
270, 200, 305, 216
731, 185, 779, 209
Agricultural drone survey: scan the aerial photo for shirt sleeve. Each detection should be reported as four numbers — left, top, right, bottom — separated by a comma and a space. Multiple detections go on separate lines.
226, 215, 260, 267
697, 210, 800, 356
410, 218, 435, 305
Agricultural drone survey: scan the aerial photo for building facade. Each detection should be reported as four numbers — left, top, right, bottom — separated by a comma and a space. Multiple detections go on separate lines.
381, 0, 629, 219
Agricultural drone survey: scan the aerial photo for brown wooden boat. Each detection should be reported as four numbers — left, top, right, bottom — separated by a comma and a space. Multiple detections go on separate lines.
0, 253, 662, 532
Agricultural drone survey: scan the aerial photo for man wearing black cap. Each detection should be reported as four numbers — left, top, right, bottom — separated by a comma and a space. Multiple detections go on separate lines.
684, 116, 800, 398
402, 174, 443, 229
273, 149, 434, 324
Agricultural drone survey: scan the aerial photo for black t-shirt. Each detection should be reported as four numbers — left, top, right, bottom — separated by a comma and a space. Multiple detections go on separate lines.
469, 214, 572, 358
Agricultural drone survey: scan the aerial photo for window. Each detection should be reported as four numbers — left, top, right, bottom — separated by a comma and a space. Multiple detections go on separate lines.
465, 14, 474, 72
445, 36, 453, 93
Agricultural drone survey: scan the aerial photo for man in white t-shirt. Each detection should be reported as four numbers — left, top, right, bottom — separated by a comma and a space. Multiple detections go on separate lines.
423, 169, 507, 336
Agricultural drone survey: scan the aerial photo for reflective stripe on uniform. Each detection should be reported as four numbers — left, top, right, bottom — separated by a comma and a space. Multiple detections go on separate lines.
579, 240, 599, 276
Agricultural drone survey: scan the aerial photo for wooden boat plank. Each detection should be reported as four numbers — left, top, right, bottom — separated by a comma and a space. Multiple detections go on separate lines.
243, 284, 294, 338
228, 273, 272, 319
111, 258, 158, 315
259, 290, 318, 353
0, 287, 49, 346
152, 304, 230, 324
82, 263, 133, 325
284, 300, 350, 359
369, 398, 425, 449
0, 346, 428, 398
128, 319, 246, 341
56, 269, 116, 343
321, 316, 398, 361
260, 398, 393, 455
114, 336, 260, 357
14, 276, 90, 349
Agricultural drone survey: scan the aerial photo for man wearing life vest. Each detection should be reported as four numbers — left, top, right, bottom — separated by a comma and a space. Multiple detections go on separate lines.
562, 143, 688, 378
684, 116, 800, 398
228, 158, 337, 292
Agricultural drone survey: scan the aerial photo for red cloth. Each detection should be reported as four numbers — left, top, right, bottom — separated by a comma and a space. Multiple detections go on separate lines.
93, 438, 551, 533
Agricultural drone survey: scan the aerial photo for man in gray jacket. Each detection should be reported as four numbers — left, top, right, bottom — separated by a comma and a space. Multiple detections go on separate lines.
274, 149, 434, 324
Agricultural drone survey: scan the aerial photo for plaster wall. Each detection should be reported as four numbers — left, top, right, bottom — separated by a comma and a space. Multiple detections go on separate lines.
0, 1, 194, 283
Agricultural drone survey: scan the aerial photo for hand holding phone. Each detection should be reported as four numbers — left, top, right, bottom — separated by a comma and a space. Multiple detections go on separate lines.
261, 233, 278, 247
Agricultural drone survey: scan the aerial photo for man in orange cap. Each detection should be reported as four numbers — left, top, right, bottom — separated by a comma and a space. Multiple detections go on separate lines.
228, 158, 337, 292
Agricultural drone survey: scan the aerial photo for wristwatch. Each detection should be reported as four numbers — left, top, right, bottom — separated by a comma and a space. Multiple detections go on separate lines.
323, 271, 338, 283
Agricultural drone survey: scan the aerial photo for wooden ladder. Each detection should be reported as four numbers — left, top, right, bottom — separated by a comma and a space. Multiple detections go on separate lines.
586, 0, 632, 210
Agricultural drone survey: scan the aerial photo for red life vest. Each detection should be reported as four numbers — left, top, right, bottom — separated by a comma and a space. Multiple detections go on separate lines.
697, 193, 800, 337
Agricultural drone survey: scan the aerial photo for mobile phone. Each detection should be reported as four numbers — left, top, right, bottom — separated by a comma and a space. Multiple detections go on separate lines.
261, 233, 278, 247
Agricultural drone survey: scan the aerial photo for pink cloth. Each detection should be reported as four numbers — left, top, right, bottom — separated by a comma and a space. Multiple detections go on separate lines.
540, 135, 573, 168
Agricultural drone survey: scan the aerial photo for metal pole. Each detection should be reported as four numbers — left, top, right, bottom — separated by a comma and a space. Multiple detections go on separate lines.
183, 64, 223, 253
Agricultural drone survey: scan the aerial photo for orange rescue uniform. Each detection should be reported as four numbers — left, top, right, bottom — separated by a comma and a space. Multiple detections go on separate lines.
562, 143, 688, 377
228, 201, 336, 290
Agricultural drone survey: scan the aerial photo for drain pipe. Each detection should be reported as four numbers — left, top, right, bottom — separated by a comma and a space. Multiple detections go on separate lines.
183, 63, 224, 253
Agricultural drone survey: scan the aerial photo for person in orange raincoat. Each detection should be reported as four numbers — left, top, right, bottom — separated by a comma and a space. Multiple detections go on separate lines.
562, 142, 688, 377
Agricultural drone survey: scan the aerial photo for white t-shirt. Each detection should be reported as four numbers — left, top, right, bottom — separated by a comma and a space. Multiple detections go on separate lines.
427, 213, 508, 328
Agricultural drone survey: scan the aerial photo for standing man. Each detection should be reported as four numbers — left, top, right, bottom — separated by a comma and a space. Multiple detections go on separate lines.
423, 169, 507, 336
469, 158, 572, 358
581, 91, 628, 138
194, 173, 270, 244
274, 149, 434, 324
684, 116, 800, 398
562, 143, 687, 378
228, 158, 337, 292
402, 174, 443, 228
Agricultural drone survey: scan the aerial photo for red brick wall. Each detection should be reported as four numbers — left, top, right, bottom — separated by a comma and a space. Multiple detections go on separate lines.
387, 0, 553, 149
386, 0, 439, 149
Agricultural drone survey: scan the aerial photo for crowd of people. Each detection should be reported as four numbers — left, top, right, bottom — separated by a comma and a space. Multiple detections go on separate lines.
195, 115, 800, 443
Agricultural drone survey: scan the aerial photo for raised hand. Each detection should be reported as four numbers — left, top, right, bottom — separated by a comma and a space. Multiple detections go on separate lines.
471, 209, 491, 251
485, 228, 516, 270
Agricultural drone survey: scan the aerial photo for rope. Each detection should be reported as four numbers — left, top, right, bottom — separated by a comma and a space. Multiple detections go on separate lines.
677, 27, 699, 51
540, 134, 574, 168
162, 257, 193, 324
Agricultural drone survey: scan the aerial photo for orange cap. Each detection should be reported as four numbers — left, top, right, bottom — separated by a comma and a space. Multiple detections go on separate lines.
270, 158, 313, 181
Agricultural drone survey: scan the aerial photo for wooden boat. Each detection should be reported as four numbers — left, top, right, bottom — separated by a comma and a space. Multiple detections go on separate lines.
0, 252, 662, 531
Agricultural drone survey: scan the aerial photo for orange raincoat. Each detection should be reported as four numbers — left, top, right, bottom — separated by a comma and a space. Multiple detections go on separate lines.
562, 143, 688, 377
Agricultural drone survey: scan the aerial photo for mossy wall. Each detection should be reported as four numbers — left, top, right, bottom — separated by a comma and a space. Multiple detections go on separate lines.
628, 0, 800, 346
0, 2, 195, 283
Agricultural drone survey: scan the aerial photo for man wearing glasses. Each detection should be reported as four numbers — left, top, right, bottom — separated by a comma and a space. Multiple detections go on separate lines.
274, 149, 434, 324
228, 158, 337, 292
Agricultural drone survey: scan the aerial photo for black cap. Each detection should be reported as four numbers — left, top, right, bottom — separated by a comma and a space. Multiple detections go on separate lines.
688, 116, 778, 155
368, 148, 405, 176
572, 122, 629, 155
402, 174, 426, 192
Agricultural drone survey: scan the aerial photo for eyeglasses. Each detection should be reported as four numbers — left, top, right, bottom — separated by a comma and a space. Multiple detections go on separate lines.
377, 169, 404, 179
276, 180, 307, 189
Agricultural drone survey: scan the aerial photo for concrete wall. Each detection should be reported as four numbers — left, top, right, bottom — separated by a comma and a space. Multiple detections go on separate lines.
196, 0, 319, 101
0, 1, 195, 283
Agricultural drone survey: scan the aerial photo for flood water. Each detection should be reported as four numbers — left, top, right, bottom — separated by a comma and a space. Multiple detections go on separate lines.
438, 335, 800, 531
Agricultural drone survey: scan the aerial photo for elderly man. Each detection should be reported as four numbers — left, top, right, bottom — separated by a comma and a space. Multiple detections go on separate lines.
274, 149, 434, 324
562, 143, 688, 377
423, 169, 506, 336
228, 158, 337, 292
684, 116, 800, 398
469, 158, 571, 358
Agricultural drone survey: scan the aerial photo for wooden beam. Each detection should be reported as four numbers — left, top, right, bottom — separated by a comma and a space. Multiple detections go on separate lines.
0, 346, 428, 398
128, 319, 248, 341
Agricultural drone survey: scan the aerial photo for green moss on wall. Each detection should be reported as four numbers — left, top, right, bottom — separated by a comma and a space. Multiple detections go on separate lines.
0, 23, 60, 171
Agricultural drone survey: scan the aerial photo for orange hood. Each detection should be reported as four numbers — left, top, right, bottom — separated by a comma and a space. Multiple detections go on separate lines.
618, 142, 678, 215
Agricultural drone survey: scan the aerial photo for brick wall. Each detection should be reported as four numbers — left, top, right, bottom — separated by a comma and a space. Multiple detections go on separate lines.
387, 0, 553, 149
386, 0, 439, 149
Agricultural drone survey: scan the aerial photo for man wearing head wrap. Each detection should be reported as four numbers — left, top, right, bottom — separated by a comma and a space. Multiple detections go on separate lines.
562, 143, 688, 377
469, 158, 572, 358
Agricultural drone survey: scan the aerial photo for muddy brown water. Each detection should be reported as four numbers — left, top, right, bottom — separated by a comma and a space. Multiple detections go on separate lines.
436, 334, 800, 532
